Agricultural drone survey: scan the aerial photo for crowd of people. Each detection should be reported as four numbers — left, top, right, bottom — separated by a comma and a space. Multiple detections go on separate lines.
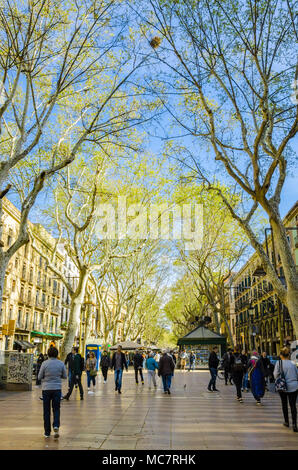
36, 345, 298, 439
207, 345, 298, 432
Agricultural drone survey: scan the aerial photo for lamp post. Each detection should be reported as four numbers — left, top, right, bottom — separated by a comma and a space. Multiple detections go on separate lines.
248, 304, 255, 351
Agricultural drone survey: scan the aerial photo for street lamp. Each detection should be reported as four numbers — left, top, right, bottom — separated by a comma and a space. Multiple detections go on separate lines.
248, 304, 255, 351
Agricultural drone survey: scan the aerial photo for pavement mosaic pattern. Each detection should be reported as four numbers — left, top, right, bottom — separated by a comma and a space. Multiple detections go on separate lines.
0, 369, 297, 450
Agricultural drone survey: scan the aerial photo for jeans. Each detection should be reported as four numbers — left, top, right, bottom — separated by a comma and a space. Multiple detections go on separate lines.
162, 374, 172, 391
87, 370, 96, 388
134, 367, 144, 383
65, 372, 84, 398
233, 371, 244, 398
101, 366, 108, 381
242, 372, 249, 389
189, 362, 195, 371
208, 368, 217, 390
114, 369, 123, 390
224, 367, 232, 384
68, 369, 72, 388
147, 370, 157, 387
42, 390, 61, 436
279, 390, 297, 426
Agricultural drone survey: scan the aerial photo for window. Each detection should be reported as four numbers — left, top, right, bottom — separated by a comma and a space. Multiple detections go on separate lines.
15, 258, 18, 268
22, 263, 26, 279
17, 309, 22, 327
25, 312, 29, 330
28, 289, 31, 303
29, 268, 33, 283
12, 280, 16, 292
39, 256, 42, 268
7, 234, 12, 246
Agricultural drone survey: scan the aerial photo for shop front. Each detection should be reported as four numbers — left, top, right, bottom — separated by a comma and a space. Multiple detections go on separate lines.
31, 330, 63, 355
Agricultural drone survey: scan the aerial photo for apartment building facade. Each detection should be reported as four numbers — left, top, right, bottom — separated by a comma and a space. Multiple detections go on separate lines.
230, 202, 298, 355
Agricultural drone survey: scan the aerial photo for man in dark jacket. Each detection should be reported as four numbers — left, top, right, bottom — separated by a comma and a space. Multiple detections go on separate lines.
260, 351, 271, 390
208, 346, 220, 392
63, 347, 84, 400
64, 347, 76, 388
222, 348, 233, 385
158, 349, 175, 394
100, 350, 110, 383
111, 345, 128, 394
133, 350, 144, 385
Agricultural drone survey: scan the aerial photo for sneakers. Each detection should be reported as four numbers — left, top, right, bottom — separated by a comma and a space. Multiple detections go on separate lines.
53, 427, 59, 438
88, 391, 94, 394
213, 388, 220, 392
44, 434, 50, 438
293, 425, 298, 432
256, 401, 261, 405
167, 389, 171, 394
87, 387, 91, 391
80, 396, 84, 400
63, 395, 69, 401
142, 381, 144, 385
283, 422, 289, 428
238, 398, 243, 403
118, 389, 121, 394
207, 388, 213, 392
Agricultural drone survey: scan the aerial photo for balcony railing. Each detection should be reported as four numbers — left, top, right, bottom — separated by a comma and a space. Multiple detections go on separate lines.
35, 300, 46, 310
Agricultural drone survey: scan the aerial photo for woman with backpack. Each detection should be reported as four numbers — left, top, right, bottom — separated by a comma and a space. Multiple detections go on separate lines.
274, 347, 298, 432
230, 349, 246, 403
247, 351, 266, 405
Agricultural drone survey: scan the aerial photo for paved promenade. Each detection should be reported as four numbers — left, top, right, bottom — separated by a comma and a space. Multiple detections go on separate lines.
0, 369, 297, 450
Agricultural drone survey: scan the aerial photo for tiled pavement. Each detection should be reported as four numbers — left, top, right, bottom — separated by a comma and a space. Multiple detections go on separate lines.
0, 369, 297, 450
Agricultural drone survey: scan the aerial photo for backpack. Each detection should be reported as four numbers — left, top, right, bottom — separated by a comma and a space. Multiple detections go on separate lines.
232, 354, 244, 371
275, 359, 287, 392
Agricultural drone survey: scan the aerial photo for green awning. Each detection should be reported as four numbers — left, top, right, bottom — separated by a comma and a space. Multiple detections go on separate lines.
31, 331, 63, 339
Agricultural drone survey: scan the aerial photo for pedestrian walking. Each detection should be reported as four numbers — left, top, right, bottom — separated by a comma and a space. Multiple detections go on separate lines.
221, 348, 233, 385
208, 346, 220, 392
154, 352, 161, 363
36, 353, 44, 386
63, 347, 84, 401
125, 351, 130, 366
247, 351, 265, 405
111, 345, 128, 394
38, 347, 67, 439
230, 349, 246, 403
158, 349, 175, 394
274, 347, 298, 432
64, 347, 76, 388
240, 350, 249, 392
146, 352, 159, 389
180, 350, 187, 370
85, 351, 97, 394
100, 350, 110, 383
133, 350, 145, 385
188, 351, 196, 371
260, 351, 271, 391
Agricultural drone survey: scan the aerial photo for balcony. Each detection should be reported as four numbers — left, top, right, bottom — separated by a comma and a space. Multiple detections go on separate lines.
51, 305, 61, 314
35, 300, 46, 310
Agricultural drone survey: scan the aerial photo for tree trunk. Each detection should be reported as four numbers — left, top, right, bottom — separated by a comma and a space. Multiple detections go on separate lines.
0, 254, 8, 321
269, 213, 298, 336
60, 272, 88, 360
286, 286, 298, 338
